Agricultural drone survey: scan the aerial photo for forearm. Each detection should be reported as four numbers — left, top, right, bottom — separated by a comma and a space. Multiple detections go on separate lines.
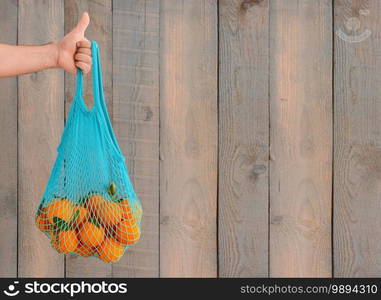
0, 43, 59, 77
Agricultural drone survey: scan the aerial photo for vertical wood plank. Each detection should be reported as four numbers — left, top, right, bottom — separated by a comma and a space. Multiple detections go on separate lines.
18, 0, 65, 277
218, 0, 269, 277
269, 0, 333, 277
112, 0, 160, 277
0, 0, 18, 277
160, 0, 218, 277
334, 0, 381, 277
64, 0, 113, 278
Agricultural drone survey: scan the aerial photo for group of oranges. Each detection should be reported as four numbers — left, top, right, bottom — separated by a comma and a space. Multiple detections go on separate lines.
35, 192, 142, 263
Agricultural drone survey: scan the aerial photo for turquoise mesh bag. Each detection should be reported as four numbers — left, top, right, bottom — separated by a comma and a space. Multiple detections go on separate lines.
35, 41, 142, 263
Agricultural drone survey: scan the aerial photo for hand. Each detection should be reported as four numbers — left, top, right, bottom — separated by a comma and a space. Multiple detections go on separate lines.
56, 12, 91, 74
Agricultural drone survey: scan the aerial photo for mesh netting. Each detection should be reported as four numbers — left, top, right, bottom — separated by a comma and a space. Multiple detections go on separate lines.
35, 41, 142, 263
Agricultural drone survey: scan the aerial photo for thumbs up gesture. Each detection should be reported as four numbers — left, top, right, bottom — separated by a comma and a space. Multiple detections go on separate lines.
57, 12, 91, 74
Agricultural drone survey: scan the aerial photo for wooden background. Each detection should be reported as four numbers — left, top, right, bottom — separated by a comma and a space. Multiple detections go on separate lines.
0, 0, 380, 278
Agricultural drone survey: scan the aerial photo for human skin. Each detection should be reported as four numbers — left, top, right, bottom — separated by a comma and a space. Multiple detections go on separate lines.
0, 12, 91, 78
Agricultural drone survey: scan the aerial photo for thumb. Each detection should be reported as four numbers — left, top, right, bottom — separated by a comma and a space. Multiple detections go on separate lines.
73, 12, 90, 35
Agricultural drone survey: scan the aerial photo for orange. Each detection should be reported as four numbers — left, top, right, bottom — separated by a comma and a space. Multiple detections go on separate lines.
46, 198, 74, 224
72, 206, 88, 227
103, 224, 117, 238
51, 232, 59, 245
97, 238, 125, 263
35, 207, 52, 232
119, 199, 133, 220
52, 230, 78, 254
86, 194, 105, 216
115, 219, 141, 245
97, 201, 122, 227
78, 221, 105, 247
75, 242, 96, 257
120, 199, 142, 223
47, 230, 57, 240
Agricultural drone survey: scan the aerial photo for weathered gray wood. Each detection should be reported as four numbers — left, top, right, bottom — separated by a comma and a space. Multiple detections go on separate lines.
218, 0, 269, 277
112, 0, 160, 277
64, 0, 113, 278
269, 0, 333, 277
334, 0, 381, 277
160, 0, 218, 277
18, 0, 65, 277
0, 0, 18, 278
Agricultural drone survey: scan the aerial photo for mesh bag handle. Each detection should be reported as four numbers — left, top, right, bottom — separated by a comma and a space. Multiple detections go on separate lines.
74, 41, 102, 112
65, 41, 124, 161
91, 41, 124, 159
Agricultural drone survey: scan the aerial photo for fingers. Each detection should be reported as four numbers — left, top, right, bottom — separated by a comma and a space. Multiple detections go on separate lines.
75, 61, 91, 74
76, 39, 91, 49
76, 47, 91, 55
75, 53, 91, 64
75, 39, 92, 74
74, 12, 90, 35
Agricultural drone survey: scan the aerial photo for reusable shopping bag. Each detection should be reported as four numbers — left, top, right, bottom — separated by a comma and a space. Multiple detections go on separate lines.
35, 41, 142, 263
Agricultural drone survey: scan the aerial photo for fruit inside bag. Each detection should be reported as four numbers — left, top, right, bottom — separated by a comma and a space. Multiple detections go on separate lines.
35, 41, 142, 263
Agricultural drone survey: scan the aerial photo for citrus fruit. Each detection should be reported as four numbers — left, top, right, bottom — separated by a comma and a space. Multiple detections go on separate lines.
75, 242, 96, 257
46, 198, 74, 224
51, 232, 59, 245
78, 221, 105, 247
72, 206, 88, 227
97, 201, 122, 227
35, 207, 52, 232
120, 199, 142, 223
115, 219, 141, 245
97, 238, 125, 263
86, 194, 105, 215
103, 224, 117, 238
119, 199, 133, 220
52, 230, 78, 254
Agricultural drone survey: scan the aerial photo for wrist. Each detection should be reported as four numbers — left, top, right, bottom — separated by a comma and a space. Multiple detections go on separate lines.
46, 42, 60, 69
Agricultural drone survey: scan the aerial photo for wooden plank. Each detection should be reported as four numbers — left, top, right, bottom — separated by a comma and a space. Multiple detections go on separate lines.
334, 0, 381, 277
112, 0, 160, 278
269, 0, 332, 277
218, 0, 269, 277
18, 0, 65, 277
64, 0, 113, 278
160, 0, 218, 277
0, 0, 18, 278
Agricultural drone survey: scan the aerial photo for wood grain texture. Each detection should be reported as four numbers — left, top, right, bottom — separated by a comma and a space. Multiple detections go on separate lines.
160, 0, 218, 278
112, 0, 160, 277
334, 0, 381, 277
218, 0, 269, 277
8, 0, 381, 278
0, 0, 18, 278
64, 0, 113, 278
18, 0, 65, 277
269, 0, 333, 277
